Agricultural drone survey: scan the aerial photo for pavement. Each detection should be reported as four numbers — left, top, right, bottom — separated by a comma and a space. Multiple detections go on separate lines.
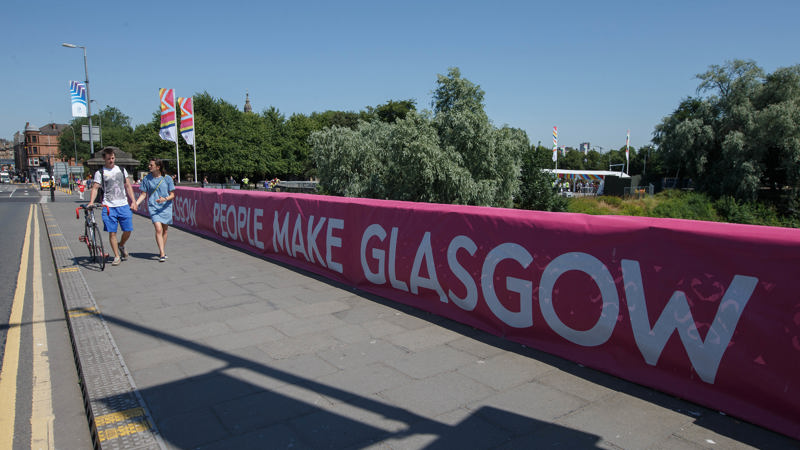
38, 189, 798, 449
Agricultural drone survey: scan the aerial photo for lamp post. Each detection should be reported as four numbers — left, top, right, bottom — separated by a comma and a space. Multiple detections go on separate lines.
90, 99, 103, 147
62, 42, 94, 155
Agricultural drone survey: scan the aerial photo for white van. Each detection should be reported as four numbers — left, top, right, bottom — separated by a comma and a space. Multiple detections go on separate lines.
0, 172, 9, 183
39, 174, 52, 190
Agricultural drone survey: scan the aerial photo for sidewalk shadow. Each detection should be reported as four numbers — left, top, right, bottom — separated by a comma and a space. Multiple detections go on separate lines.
128, 251, 162, 261
71, 255, 106, 273
94, 312, 602, 449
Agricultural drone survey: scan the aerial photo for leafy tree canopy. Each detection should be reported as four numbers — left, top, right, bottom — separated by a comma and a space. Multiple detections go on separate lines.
654, 60, 800, 217
312, 68, 560, 209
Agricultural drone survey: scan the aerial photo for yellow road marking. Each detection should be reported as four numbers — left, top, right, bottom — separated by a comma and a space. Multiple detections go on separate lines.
95, 407, 153, 442
97, 418, 152, 442
49, 233, 62, 236
58, 267, 79, 273
31, 205, 55, 449
67, 307, 99, 318
52, 246, 68, 250
0, 205, 33, 448
94, 407, 145, 426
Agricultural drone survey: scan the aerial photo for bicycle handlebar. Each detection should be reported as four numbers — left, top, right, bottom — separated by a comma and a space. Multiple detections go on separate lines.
75, 203, 109, 219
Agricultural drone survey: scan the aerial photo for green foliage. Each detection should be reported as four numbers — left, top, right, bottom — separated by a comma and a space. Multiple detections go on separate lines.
567, 197, 612, 215
517, 145, 566, 212
712, 196, 792, 226
651, 190, 719, 221
311, 68, 534, 208
365, 99, 417, 123
59, 106, 135, 163
566, 189, 798, 227
654, 60, 800, 220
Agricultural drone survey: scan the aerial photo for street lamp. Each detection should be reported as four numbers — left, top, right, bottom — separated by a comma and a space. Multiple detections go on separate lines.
62, 42, 95, 155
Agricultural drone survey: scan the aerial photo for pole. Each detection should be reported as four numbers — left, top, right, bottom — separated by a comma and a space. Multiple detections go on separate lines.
175, 138, 181, 183
192, 104, 198, 183
175, 90, 181, 183
193, 141, 197, 183
91, 100, 103, 147
82, 47, 95, 155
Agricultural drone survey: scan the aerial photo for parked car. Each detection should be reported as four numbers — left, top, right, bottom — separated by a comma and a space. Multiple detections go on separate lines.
39, 174, 52, 190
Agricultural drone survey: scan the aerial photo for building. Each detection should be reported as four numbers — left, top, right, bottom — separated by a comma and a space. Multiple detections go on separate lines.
244, 91, 253, 113
0, 139, 13, 171
16, 122, 70, 180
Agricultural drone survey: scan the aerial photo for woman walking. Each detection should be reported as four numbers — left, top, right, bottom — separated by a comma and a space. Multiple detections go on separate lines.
135, 159, 175, 262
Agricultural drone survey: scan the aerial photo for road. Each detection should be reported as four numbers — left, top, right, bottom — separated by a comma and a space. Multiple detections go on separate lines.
0, 184, 92, 449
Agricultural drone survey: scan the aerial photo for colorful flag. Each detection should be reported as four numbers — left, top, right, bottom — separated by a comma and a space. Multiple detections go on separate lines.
159, 88, 177, 142
552, 126, 558, 162
625, 129, 630, 168
69, 81, 87, 117
178, 96, 194, 145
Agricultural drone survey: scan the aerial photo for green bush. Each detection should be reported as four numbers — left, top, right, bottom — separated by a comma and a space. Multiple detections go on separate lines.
619, 203, 647, 216
714, 196, 755, 224
563, 190, 798, 228
567, 197, 613, 215
651, 191, 719, 221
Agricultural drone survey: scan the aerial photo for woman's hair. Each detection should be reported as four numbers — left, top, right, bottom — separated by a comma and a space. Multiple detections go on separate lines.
150, 158, 167, 177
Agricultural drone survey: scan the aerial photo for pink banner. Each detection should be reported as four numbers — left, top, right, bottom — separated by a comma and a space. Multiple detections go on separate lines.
136, 186, 800, 439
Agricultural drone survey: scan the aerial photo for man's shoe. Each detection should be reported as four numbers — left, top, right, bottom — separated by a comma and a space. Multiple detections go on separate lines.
111, 257, 122, 266
119, 245, 129, 261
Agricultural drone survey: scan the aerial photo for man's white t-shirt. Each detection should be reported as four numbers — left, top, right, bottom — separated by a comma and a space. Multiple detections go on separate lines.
93, 165, 129, 208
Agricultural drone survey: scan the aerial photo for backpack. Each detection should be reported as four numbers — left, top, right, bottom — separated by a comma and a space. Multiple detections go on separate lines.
95, 168, 105, 203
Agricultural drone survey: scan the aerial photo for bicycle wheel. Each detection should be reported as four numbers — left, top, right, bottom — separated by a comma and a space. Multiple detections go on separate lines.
92, 223, 106, 271
85, 222, 95, 259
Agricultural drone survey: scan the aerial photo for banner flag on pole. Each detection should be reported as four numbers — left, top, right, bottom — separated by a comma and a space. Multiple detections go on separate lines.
552, 126, 558, 162
159, 88, 178, 142
625, 129, 630, 173
69, 81, 87, 117
178, 96, 195, 145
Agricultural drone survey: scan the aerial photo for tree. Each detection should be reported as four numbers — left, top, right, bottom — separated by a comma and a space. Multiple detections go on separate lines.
654, 60, 800, 215
311, 68, 531, 207
517, 145, 566, 212
432, 67, 527, 207
366, 99, 417, 123
59, 106, 135, 163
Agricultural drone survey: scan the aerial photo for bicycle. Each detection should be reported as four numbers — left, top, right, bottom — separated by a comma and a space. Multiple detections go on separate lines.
76, 203, 109, 271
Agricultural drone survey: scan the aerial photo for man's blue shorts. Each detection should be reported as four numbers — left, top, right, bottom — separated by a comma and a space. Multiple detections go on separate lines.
102, 205, 134, 233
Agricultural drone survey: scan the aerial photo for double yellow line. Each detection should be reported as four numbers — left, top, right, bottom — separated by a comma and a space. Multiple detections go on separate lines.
0, 205, 55, 449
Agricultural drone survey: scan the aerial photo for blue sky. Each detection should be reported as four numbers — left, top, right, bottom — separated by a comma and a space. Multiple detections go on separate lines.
3, 0, 799, 151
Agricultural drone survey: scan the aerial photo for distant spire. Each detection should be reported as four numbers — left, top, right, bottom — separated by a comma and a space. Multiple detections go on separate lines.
244, 91, 252, 113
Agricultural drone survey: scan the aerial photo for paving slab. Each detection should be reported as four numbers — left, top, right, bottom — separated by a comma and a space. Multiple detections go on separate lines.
39, 194, 799, 449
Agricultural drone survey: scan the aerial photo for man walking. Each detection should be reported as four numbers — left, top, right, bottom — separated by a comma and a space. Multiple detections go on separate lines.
89, 146, 138, 266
